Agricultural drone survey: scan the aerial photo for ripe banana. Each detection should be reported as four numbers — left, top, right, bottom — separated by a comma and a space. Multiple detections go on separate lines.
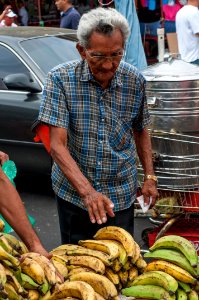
128, 266, 139, 282
95, 291, 106, 300
51, 259, 68, 279
144, 260, 197, 285
65, 248, 112, 266
0, 235, 19, 257
17, 241, 28, 255
0, 233, 22, 255
78, 239, 120, 261
105, 240, 128, 266
68, 266, 94, 277
122, 284, 172, 299
111, 258, 122, 272
131, 270, 178, 295
188, 290, 199, 300
51, 254, 105, 274
21, 272, 39, 290
135, 255, 147, 269
176, 288, 187, 300
50, 244, 80, 253
0, 219, 5, 232
20, 257, 46, 284
47, 280, 96, 300
0, 263, 6, 287
0, 245, 19, 267
69, 271, 118, 299
27, 289, 40, 300
104, 267, 120, 287
4, 282, 22, 300
94, 226, 136, 258
123, 259, 132, 271
131, 242, 141, 264
149, 235, 198, 267
5, 267, 28, 297
21, 252, 58, 285
144, 248, 197, 277
118, 269, 128, 287
178, 281, 191, 293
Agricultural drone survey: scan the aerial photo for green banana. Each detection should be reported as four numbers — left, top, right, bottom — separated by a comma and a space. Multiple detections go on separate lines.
122, 284, 173, 299
149, 235, 198, 267
176, 288, 188, 300
0, 234, 22, 255
0, 245, 19, 267
21, 273, 39, 290
178, 281, 191, 293
5, 267, 27, 297
38, 278, 50, 296
0, 236, 19, 257
188, 290, 199, 300
131, 270, 178, 295
144, 249, 197, 277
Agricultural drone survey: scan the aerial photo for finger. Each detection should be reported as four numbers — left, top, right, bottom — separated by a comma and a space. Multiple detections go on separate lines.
87, 205, 96, 224
91, 201, 104, 225
96, 200, 107, 224
104, 197, 115, 217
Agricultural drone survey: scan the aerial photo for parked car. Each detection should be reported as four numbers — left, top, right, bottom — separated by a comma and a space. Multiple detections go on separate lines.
0, 27, 80, 174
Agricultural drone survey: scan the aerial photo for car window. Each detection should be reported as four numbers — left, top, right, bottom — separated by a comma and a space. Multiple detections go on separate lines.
20, 36, 80, 75
0, 45, 31, 82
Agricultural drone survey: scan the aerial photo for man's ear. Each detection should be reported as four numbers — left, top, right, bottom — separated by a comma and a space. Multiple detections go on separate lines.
76, 43, 86, 60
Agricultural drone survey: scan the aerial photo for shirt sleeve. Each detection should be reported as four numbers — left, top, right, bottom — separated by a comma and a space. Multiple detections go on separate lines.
38, 70, 69, 129
133, 76, 151, 131
189, 11, 199, 35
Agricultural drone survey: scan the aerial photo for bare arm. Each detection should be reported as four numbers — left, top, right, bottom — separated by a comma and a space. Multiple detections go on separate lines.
50, 125, 115, 224
0, 6, 11, 21
0, 167, 50, 257
133, 127, 158, 206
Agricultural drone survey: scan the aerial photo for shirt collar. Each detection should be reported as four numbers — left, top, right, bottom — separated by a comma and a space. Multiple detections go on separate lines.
80, 60, 123, 88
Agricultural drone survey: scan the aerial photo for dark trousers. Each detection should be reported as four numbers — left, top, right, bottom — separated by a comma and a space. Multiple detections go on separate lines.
56, 195, 134, 244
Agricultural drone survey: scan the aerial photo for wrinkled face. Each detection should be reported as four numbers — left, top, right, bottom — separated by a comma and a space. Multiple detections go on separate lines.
54, 0, 68, 11
77, 29, 124, 88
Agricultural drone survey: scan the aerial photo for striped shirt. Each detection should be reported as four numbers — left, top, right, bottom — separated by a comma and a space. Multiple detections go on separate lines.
38, 59, 150, 211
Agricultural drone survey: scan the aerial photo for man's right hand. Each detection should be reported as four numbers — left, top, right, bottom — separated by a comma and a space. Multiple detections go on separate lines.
82, 188, 115, 224
0, 151, 9, 166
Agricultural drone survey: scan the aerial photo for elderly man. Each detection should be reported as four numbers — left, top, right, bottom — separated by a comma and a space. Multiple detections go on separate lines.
55, 0, 80, 30
38, 7, 158, 244
0, 151, 49, 257
176, 0, 199, 65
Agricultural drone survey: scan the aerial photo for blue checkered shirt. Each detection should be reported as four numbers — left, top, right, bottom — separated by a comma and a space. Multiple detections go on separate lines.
38, 60, 150, 211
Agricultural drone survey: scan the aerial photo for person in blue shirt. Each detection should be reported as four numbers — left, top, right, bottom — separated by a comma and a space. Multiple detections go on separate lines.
55, 0, 80, 30
38, 7, 158, 244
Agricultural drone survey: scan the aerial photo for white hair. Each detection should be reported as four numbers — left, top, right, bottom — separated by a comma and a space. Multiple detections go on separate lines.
77, 7, 130, 48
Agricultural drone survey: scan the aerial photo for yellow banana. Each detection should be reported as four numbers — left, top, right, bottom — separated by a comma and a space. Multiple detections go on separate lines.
0, 233, 22, 255
176, 288, 187, 300
20, 257, 46, 284
0, 219, 5, 232
78, 239, 120, 261
21, 273, 39, 290
111, 258, 122, 272
131, 242, 141, 264
118, 269, 128, 288
51, 254, 105, 274
188, 290, 199, 300
105, 267, 120, 287
0, 263, 7, 287
21, 252, 59, 285
40, 290, 51, 299
5, 267, 28, 297
50, 244, 80, 254
195, 281, 199, 292
27, 289, 40, 300
122, 284, 172, 299
105, 240, 128, 266
65, 248, 112, 266
94, 226, 135, 258
68, 266, 94, 277
128, 266, 138, 282
0, 245, 19, 267
135, 255, 147, 269
48, 280, 96, 300
17, 241, 28, 254
150, 235, 198, 267
4, 282, 22, 300
132, 270, 178, 295
144, 248, 197, 277
0, 235, 19, 257
145, 260, 197, 285
123, 259, 132, 271
51, 259, 68, 279
95, 292, 106, 300
69, 271, 118, 299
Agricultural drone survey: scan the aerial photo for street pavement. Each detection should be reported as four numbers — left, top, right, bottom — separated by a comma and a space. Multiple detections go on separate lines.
15, 174, 155, 252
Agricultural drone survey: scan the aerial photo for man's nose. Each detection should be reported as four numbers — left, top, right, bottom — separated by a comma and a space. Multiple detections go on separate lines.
101, 59, 114, 70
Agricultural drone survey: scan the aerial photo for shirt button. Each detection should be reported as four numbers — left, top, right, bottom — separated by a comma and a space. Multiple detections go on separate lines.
96, 182, 100, 185
98, 162, 101, 166
99, 140, 103, 144
101, 118, 105, 122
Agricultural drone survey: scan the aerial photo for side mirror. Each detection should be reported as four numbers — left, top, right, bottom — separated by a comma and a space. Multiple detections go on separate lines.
3, 73, 42, 93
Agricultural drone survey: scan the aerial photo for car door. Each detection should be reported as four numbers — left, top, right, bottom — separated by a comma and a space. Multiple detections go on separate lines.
0, 44, 51, 174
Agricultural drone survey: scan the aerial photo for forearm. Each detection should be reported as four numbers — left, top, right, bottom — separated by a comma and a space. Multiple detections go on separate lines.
50, 142, 93, 197
133, 127, 154, 175
0, 170, 42, 249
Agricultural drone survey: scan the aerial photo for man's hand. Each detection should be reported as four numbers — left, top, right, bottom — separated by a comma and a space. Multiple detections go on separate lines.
0, 151, 9, 166
141, 179, 159, 207
28, 243, 52, 259
82, 188, 115, 224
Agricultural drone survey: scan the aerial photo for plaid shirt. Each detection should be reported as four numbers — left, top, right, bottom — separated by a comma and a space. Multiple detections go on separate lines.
38, 60, 150, 211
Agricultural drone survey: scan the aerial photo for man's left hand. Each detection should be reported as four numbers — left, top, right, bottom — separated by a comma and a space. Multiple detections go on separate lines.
141, 179, 159, 207
0, 151, 9, 166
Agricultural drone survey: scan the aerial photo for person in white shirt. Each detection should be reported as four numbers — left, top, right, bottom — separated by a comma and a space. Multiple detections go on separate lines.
18, 0, 29, 26
0, 8, 18, 27
176, 0, 199, 65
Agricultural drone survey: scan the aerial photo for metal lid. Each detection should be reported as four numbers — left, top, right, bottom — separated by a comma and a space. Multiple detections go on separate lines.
142, 59, 199, 82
